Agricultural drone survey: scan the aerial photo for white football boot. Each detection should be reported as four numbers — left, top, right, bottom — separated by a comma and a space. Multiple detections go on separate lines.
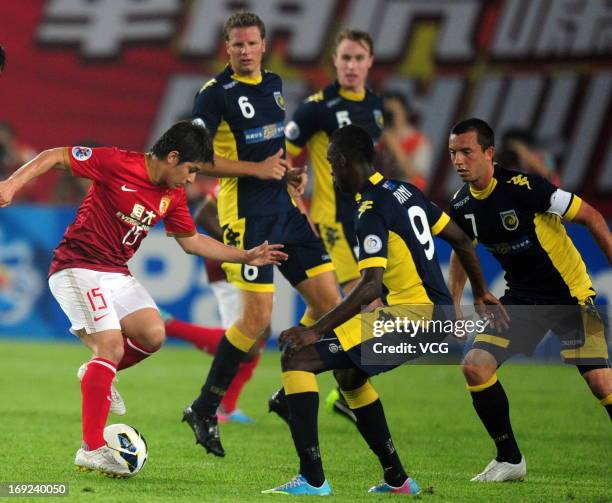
471, 456, 527, 482
75, 445, 132, 478
77, 363, 126, 416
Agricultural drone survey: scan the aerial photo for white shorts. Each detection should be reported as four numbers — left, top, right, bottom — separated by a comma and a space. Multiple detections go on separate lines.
210, 281, 242, 329
48, 268, 158, 335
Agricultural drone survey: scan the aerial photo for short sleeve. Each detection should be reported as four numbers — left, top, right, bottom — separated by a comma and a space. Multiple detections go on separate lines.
521, 174, 557, 213
447, 195, 475, 241
192, 80, 224, 138
547, 188, 582, 220
164, 190, 196, 237
356, 205, 389, 270
285, 100, 320, 155
426, 200, 450, 236
66, 146, 120, 183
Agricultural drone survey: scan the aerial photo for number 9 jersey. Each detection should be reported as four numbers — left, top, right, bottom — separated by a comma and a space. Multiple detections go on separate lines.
355, 172, 452, 306
192, 66, 291, 227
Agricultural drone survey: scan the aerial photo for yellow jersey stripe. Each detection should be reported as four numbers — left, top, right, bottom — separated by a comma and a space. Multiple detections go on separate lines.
285, 140, 302, 157
359, 257, 388, 269
533, 213, 594, 302
305, 262, 335, 278
431, 212, 451, 235
474, 334, 510, 348
564, 195, 582, 221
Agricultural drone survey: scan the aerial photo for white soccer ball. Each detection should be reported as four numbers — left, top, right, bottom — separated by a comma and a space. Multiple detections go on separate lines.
103, 424, 148, 477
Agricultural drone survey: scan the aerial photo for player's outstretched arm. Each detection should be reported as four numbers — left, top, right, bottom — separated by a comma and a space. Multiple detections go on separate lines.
199, 149, 290, 181
279, 267, 384, 354
0, 148, 67, 207
448, 250, 468, 305
570, 200, 612, 264
175, 233, 287, 266
194, 196, 224, 242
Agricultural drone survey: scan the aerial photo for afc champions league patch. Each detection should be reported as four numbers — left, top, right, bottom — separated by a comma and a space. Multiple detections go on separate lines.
363, 234, 383, 254
374, 109, 384, 129
274, 91, 286, 110
284, 120, 300, 141
159, 196, 171, 216
500, 209, 519, 231
71, 146, 92, 161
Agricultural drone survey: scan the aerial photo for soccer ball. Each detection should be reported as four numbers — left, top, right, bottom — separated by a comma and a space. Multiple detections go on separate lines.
103, 424, 148, 476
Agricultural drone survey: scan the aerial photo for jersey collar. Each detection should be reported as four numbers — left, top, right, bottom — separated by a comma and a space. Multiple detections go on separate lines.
469, 176, 497, 200
229, 65, 263, 85
337, 82, 366, 101
355, 171, 384, 201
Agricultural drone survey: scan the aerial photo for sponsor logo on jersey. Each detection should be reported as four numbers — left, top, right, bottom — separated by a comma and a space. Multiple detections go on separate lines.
326, 97, 341, 108
357, 200, 374, 217
328, 342, 342, 353
159, 196, 171, 215
500, 209, 519, 231
72, 146, 92, 161
453, 195, 470, 209
363, 234, 383, 254
507, 174, 532, 190
284, 120, 300, 141
244, 122, 284, 144
273, 91, 286, 110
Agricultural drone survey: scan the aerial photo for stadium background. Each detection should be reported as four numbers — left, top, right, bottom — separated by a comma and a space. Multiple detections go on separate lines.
0, 0, 610, 342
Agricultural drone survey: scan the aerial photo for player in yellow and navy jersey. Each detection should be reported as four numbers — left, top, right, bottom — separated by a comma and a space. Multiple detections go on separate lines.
285, 29, 383, 291
184, 12, 342, 458
447, 118, 612, 482
263, 125, 501, 496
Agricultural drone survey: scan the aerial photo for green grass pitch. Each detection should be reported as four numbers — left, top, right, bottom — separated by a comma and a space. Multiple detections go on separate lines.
0, 339, 609, 502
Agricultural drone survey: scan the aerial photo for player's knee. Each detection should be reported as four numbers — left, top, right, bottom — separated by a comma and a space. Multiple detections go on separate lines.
462, 350, 496, 385
97, 341, 125, 365
582, 368, 612, 399
241, 306, 272, 335
140, 324, 166, 351
280, 349, 313, 373
333, 368, 367, 391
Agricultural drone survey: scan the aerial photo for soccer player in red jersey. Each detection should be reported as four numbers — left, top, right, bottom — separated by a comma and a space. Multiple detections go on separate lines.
0, 121, 286, 477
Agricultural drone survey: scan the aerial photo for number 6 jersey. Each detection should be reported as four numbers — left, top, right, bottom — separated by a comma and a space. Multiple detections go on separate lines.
192, 66, 291, 227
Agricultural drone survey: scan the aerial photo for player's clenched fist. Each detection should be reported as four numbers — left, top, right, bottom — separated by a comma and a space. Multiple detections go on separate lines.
0, 180, 17, 207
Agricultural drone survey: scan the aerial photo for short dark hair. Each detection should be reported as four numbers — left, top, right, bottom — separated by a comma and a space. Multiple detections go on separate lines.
0, 46, 5, 72
450, 118, 494, 150
335, 29, 374, 56
224, 11, 266, 41
151, 121, 213, 164
330, 124, 375, 165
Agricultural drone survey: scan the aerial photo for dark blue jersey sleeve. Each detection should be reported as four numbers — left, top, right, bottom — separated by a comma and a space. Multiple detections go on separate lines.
285, 99, 320, 150
192, 79, 224, 137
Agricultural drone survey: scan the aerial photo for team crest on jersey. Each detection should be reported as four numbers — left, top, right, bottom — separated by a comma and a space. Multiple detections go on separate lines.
273, 92, 286, 110
500, 210, 519, 231
159, 196, 171, 216
373, 109, 384, 129
72, 146, 92, 161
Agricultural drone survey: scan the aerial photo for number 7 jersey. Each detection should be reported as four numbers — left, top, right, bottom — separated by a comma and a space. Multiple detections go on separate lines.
356, 172, 452, 306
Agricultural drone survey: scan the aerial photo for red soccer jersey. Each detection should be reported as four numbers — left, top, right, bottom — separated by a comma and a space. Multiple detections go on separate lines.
49, 146, 196, 276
